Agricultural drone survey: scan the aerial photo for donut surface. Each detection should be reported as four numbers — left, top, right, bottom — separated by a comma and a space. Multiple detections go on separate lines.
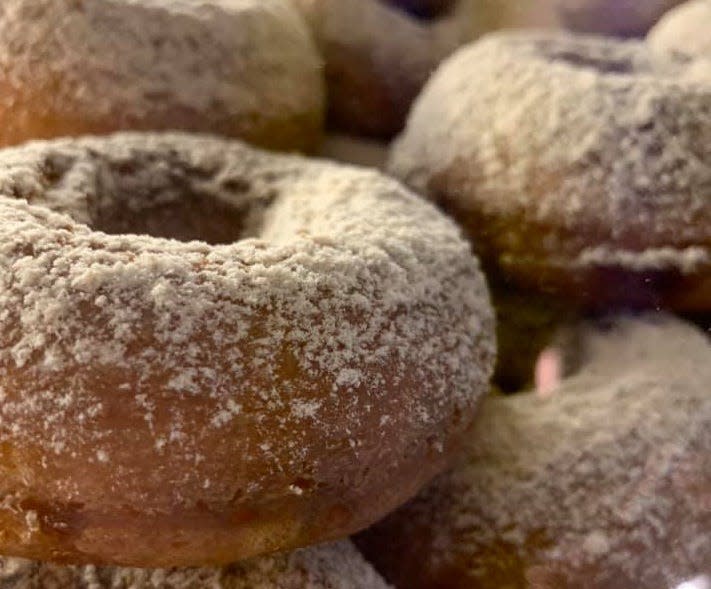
0, 0, 324, 152
292, 0, 463, 138
648, 0, 711, 59
556, 0, 684, 36
390, 32, 711, 310
0, 541, 391, 589
358, 314, 711, 589
0, 132, 495, 567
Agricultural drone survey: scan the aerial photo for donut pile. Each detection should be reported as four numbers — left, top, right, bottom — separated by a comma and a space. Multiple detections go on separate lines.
0, 0, 708, 587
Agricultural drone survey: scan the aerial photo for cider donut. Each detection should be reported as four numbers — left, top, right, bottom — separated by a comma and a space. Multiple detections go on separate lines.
291, 0, 464, 138
0, 541, 391, 589
0, 0, 324, 152
390, 32, 711, 310
648, 0, 711, 59
556, 0, 684, 37
359, 314, 711, 589
0, 132, 495, 567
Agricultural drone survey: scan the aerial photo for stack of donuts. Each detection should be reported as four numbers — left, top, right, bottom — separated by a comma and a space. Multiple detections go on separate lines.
0, 0, 708, 588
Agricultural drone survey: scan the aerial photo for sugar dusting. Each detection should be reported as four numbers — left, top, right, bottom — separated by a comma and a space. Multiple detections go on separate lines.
0, 131, 495, 519
0, 0, 323, 146
389, 32, 711, 277
648, 0, 711, 59
0, 540, 392, 588
360, 314, 711, 588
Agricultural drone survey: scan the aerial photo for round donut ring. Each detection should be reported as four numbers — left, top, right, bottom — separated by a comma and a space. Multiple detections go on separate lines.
648, 0, 711, 60
358, 314, 711, 589
0, 132, 495, 567
0, 0, 325, 152
292, 0, 464, 138
0, 540, 390, 588
390, 32, 711, 310
556, 0, 684, 37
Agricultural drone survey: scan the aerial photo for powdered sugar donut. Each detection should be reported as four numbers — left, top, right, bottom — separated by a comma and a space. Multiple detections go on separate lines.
0, 0, 324, 152
359, 314, 711, 589
292, 0, 464, 138
557, 0, 683, 36
0, 132, 495, 567
648, 0, 711, 59
390, 32, 711, 310
0, 541, 391, 589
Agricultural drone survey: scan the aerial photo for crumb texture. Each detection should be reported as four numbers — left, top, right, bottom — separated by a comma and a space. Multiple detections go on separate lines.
359, 314, 711, 589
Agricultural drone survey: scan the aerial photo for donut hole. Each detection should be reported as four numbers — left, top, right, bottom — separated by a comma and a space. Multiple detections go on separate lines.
46, 153, 276, 245
87, 187, 261, 246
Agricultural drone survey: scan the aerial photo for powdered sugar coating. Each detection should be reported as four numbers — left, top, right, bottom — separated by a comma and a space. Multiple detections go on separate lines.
0, 540, 392, 589
0, 132, 495, 566
291, 0, 465, 137
0, 0, 324, 151
359, 314, 711, 589
390, 32, 711, 308
648, 0, 711, 59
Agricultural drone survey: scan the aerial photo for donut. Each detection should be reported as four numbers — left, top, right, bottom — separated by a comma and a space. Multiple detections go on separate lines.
0, 541, 391, 589
556, 0, 684, 37
358, 314, 711, 589
648, 0, 711, 59
0, 132, 496, 567
0, 0, 324, 152
291, 0, 464, 138
389, 32, 711, 310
